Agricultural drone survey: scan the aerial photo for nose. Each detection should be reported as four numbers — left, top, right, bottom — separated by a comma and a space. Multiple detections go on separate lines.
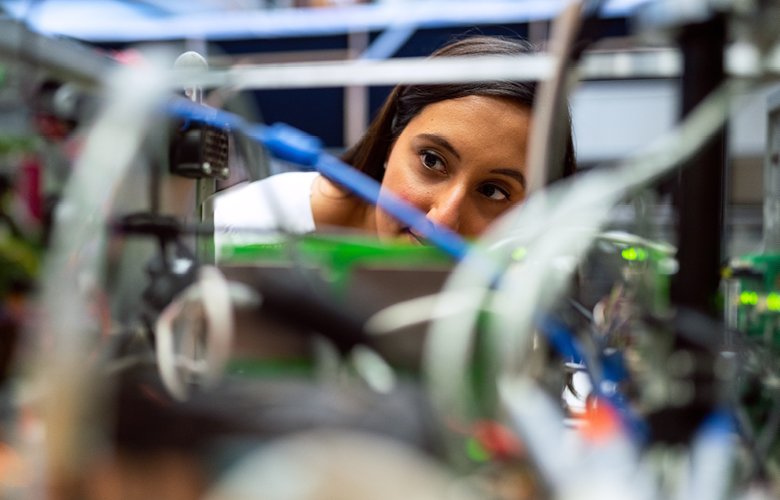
426, 185, 466, 233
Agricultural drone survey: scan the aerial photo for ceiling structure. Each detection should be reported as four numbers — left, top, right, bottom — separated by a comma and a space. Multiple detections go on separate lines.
0, 0, 648, 42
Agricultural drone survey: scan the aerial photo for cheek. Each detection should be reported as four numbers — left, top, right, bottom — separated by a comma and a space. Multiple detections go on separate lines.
375, 168, 432, 239
382, 164, 431, 209
460, 201, 517, 237
374, 183, 412, 239
459, 216, 491, 238
471, 201, 524, 237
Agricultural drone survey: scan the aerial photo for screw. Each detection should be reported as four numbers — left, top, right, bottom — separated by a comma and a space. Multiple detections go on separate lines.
221, 167, 229, 178
202, 162, 212, 174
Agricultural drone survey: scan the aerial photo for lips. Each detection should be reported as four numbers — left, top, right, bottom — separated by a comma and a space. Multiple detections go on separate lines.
402, 227, 425, 245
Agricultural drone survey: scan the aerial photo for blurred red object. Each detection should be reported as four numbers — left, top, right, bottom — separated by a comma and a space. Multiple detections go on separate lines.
473, 420, 523, 459
17, 156, 42, 223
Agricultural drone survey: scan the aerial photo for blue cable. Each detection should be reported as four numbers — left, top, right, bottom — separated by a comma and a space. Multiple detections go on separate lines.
698, 409, 735, 438
315, 155, 471, 259
537, 315, 650, 442
166, 99, 471, 260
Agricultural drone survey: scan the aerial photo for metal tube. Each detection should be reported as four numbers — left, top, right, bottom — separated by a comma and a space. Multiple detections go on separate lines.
671, 16, 727, 316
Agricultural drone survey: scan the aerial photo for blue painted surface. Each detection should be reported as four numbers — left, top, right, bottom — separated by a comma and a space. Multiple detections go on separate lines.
1, 0, 648, 42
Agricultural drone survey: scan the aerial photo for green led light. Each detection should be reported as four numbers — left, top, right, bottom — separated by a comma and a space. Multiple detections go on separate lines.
622, 248, 638, 261
741, 291, 759, 305
465, 436, 491, 463
511, 247, 527, 261
768, 293, 780, 311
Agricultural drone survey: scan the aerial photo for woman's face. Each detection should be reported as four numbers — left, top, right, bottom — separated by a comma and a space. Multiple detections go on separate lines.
376, 95, 532, 242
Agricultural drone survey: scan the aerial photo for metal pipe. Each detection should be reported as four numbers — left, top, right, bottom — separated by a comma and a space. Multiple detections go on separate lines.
670, 16, 727, 316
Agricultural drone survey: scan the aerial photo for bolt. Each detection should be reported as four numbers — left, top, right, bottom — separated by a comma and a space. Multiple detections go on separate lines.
221, 167, 229, 178
202, 162, 212, 174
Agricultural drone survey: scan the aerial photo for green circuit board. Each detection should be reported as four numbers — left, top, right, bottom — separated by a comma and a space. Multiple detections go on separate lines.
725, 253, 780, 345
220, 234, 454, 292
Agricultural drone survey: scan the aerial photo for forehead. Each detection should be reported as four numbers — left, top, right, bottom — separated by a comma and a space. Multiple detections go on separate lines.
400, 95, 532, 161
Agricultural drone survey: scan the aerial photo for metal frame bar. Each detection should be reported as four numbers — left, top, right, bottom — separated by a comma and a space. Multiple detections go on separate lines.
0, 18, 112, 87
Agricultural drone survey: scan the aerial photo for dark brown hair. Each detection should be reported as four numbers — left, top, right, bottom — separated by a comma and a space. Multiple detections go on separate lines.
341, 35, 576, 182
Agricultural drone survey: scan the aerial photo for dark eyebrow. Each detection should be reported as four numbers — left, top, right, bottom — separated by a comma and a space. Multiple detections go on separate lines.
417, 133, 460, 161
490, 168, 527, 189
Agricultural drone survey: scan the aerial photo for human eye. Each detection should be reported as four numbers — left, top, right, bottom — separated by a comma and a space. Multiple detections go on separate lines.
478, 184, 510, 202
419, 150, 446, 173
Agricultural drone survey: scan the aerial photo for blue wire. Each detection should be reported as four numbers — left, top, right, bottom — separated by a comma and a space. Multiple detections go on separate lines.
698, 409, 735, 438
537, 315, 650, 442
314, 154, 470, 259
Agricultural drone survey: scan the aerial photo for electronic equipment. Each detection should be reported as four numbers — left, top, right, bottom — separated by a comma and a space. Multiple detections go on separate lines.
9, 1, 780, 499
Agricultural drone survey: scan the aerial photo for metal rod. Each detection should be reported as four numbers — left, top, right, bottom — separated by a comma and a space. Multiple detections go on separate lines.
0, 19, 111, 88
671, 16, 727, 316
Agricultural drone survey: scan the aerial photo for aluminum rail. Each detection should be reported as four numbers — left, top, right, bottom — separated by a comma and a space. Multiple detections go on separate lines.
173, 54, 557, 90
0, 18, 113, 87
170, 45, 780, 91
